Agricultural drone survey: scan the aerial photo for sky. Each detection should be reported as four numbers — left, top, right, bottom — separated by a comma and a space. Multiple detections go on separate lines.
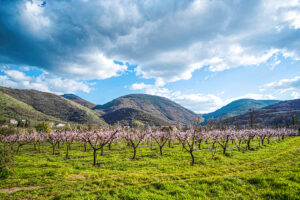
0, 0, 300, 113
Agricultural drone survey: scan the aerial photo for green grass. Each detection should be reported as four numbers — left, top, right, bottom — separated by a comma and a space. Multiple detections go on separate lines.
0, 137, 299, 199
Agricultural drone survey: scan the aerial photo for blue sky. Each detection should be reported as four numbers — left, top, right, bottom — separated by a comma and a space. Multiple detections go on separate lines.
0, 0, 300, 113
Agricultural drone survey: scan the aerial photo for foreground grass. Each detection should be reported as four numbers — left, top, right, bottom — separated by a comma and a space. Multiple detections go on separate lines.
0, 137, 299, 199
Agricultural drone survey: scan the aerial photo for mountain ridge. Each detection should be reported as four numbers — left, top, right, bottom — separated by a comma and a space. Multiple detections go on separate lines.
223, 99, 300, 127
93, 93, 200, 126
0, 86, 106, 125
202, 98, 280, 123
62, 94, 96, 109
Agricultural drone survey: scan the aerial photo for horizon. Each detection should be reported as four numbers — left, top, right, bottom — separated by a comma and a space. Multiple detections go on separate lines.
0, 85, 287, 115
1, 0, 300, 113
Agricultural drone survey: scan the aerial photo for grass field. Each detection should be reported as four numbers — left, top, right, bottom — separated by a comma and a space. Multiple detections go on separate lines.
0, 137, 299, 200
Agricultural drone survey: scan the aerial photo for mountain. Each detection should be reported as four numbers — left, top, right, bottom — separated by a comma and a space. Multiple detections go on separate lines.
0, 91, 61, 125
202, 99, 280, 123
225, 99, 300, 127
102, 108, 169, 126
62, 94, 96, 109
0, 87, 106, 125
94, 94, 200, 126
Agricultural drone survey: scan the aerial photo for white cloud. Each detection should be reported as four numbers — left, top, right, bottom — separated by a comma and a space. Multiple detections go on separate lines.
130, 83, 152, 90
20, 0, 51, 37
263, 76, 300, 92
0, 69, 91, 94
58, 51, 128, 80
1, 0, 300, 85
173, 93, 224, 113
291, 91, 300, 99
110, 0, 300, 83
262, 76, 300, 100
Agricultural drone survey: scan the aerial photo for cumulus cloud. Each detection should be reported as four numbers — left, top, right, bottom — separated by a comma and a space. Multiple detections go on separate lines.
261, 76, 300, 99
0, 69, 91, 94
291, 91, 300, 99
130, 82, 152, 90
0, 0, 299, 84
263, 76, 300, 92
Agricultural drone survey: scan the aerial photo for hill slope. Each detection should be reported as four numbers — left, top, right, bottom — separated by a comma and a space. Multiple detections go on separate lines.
226, 99, 300, 126
94, 94, 200, 125
0, 87, 106, 125
62, 94, 96, 109
0, 91, 62, 125
102, 108, 170, 126
202, 99, 279, 123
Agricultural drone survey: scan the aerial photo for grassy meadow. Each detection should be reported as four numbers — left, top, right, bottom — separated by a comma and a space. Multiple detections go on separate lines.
0, 137, 299, 200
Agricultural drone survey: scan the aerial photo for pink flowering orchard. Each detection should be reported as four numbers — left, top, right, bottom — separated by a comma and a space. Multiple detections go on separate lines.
0, 127, 298, 166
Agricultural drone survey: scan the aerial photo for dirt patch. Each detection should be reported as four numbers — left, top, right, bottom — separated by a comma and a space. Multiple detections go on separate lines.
70, 174, 85, 179
0, 186, 41, 194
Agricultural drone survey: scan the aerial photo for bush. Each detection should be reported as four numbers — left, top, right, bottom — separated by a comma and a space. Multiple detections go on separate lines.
35, 122, 51, 133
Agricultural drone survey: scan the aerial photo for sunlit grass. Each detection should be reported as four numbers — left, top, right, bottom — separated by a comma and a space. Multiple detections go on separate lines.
0, 137, 299, 199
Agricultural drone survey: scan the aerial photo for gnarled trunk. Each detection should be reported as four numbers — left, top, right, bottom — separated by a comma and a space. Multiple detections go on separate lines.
132, 147, 137, 160
190, 151, 195, 166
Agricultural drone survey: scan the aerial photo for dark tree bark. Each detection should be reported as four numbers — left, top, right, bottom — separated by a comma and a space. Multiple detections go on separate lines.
93, 149, 97, 166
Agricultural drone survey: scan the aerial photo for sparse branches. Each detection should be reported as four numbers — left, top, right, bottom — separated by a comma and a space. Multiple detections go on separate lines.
123, 128, 149, 160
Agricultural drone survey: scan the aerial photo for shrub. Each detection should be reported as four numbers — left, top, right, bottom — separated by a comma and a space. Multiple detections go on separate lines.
35, 122, 51, 133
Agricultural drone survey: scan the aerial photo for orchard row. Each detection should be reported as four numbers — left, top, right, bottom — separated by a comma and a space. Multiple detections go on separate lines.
0, 128, 297, 166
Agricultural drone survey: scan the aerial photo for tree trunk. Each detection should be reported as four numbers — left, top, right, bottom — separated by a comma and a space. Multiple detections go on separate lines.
190, 151, 195, 166
93, 149, 97, 166
159, 146, 163, 156
198, 140, 202, 150
66, 144, 69, 159
84, 144, 87, 152
247, 139, 251, 150
132, 147, 137, 160
108, 143, 111, 150
223, 135, 229, 155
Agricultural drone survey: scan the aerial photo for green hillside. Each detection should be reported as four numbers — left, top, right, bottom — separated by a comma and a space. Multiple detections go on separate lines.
0, 91, 61, 125
0, 87, 106, 125
62, 94, 96, 109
